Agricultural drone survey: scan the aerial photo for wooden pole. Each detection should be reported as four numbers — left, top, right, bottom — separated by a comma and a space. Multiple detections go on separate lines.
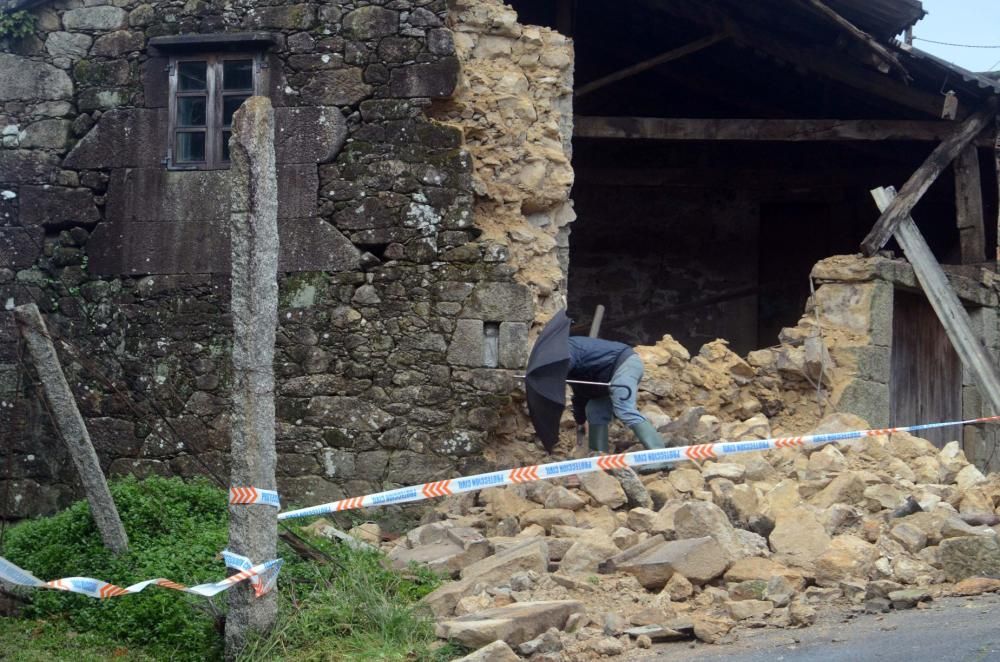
800, 0, 910, 81
13, 303, 128, 555
225, 96, 279, 659
872, 187, 1000, 419
588, 305, 605, 338
861, 100, 998, 256
955, 145, 986, 264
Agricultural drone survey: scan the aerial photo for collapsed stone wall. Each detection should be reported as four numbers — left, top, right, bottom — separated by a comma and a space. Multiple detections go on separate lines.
432, 0, 575, 324
0, 0, 538, 518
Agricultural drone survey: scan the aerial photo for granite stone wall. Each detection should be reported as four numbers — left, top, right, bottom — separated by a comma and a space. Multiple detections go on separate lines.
0, 0, 532, 517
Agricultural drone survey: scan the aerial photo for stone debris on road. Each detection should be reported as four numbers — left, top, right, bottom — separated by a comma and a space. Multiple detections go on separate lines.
308, 377, 1000, 660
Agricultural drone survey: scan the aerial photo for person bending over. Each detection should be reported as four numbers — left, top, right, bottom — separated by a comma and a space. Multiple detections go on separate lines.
568, 335, 667, 453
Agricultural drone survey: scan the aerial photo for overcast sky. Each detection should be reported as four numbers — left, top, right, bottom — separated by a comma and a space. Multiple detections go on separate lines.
911, 0, 1000, 72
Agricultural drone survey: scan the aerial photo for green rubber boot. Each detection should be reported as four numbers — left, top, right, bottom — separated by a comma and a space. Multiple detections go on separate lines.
588, 423, 609, 453
629, 420, 670, 473
630, 420, 666, 450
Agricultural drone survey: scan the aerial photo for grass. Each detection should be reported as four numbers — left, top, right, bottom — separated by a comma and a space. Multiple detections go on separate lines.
0, 477, 465, 662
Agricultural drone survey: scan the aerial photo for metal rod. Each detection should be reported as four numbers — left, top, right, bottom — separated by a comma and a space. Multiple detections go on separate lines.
588, 305, 605, 338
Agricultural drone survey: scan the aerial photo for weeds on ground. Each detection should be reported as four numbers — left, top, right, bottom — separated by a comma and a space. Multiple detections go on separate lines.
1, 477, 463, 662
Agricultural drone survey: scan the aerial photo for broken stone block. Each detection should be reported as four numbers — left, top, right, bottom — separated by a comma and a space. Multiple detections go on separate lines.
611, 527, 640, 550
769, 507, 831, 567
664, 573, 694, 601
788, 600, 817, 626
673, 501, 745, 560
888, 588, 931, 610
952, 577, 1000, 596
692, 614, 734, 643
810, 472, 866, 508
579, 470, 627, 509
939, 535, 1000, 582
452, 639, 519, 662
517, 627, 562, 656
388, 541, 466, 577
520, 508, 577, 532
543, 486, 586, 511
956, 464, 988, 491
616, 536, 732, 589
724, 557, 807, 590
559, 537, 620, 574
814, 535, 877, 587
702, 462, 746, 481
727, 599, 774, 620
624, 624, 687, 642
889, 522, 928, 553
422, 540, 548, 618
728, 580, 768, 601
863, 484, 907, 512
435, 600, 584, 649
668, 468, 704, 494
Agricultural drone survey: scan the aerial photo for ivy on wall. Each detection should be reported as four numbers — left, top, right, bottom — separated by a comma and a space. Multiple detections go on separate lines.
0, 10, 34, 39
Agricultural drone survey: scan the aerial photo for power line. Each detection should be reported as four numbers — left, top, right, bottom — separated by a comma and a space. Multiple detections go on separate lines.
913, 37, 1000, 49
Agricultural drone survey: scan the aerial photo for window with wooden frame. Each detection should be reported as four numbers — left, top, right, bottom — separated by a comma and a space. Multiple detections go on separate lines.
167, 53, 262, 169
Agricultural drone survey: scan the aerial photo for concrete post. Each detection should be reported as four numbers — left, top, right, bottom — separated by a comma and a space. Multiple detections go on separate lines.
13, 303, 128, 555
225, 96, 279, 658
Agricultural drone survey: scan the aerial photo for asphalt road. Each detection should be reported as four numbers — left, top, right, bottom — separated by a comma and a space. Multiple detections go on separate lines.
649, 594, 1000, 662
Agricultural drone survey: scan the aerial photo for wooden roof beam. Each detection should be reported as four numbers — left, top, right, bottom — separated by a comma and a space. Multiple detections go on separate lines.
861, 99, 998, 255
574, 117, 994, 144
799, 0, 911, 82
575, 31, 729, 99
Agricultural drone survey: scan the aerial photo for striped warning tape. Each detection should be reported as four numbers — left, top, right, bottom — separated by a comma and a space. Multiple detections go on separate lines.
277, 414, 1000, 520
229, 486, 281, 507
0, 552, 283, 600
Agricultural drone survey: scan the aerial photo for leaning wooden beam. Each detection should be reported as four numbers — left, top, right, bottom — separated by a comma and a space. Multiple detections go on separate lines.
13, 303, 129, 555
954, 145, 986, 264
800, 0, 910, 81
872, 186, 1000, 418
573, 117, 992, 143
575, 32, 728, 98
861, 100, 998, 256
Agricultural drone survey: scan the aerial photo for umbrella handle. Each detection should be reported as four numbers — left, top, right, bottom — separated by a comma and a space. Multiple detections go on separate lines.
609, 383, 633, 399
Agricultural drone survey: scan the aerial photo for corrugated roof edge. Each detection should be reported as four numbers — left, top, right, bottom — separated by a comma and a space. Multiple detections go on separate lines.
900, 43, 1000, 95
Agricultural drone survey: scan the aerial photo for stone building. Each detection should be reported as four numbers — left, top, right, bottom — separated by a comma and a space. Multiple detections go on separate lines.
2, 0, 1000, 517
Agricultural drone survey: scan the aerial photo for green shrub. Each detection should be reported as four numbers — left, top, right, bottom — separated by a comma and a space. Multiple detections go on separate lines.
2, 476, 228, 660
2, 477, 460, 661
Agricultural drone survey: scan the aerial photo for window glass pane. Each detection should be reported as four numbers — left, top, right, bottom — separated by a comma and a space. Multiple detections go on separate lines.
176, 96, 206, 126
223, 95, 250, 127
223, 60, 254, 91
222, 130, 232, 161
176, 132, 206, 162
177, 61, 207, 91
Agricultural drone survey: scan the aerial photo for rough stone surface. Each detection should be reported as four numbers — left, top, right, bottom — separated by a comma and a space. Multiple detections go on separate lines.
453, 640, 520, 662
436, 600, 584, 648
939, 536, 1000, 582
617, 536, 732, 589
0, 55, 73, 101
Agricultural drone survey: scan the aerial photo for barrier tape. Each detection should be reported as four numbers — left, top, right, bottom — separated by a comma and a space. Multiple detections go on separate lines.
277, 414, 1000, 520
0, 552, 283, 600
229, 487, 281, 508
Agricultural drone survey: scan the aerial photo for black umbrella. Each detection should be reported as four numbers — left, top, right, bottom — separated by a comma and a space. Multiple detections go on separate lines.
524, 310, 572, 452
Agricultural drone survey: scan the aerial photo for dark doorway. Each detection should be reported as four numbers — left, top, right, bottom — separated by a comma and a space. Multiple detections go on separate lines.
890, 290, 963, 447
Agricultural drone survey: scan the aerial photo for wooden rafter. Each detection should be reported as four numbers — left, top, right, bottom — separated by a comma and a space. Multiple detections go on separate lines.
575, 32, 729, 98
861, 99, 998, 256
799, 0, 910, 82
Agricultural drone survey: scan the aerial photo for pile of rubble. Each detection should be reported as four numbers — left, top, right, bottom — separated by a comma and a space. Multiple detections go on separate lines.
317, 412, 1000, 660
